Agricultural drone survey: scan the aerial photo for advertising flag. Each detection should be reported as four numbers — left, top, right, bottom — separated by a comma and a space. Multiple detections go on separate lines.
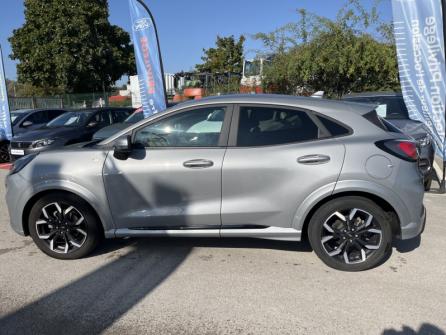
0, 46, 12, 141
128, 0, 167, 118
391, 0, 446, 161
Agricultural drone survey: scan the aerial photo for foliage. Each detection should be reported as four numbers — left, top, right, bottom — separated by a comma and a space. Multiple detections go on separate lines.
196, 35, 245, 75
254, 0, 400, 98
9, 0, 135, 95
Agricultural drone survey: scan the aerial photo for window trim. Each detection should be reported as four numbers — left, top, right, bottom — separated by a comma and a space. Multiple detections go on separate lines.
228, 104, 353, 148
130, 104, 234, 149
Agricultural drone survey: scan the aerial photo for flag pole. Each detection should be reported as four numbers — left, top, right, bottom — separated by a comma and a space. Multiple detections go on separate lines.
441, 0, 446, 193
136, 0, 168, 107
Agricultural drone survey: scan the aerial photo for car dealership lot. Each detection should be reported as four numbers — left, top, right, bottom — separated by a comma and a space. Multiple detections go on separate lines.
0, 169, 445, 335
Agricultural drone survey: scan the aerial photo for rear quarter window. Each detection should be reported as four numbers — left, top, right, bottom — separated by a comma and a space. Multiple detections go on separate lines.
317, 115, 351, 137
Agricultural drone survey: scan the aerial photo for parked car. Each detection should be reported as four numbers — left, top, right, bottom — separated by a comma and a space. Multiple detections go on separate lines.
9, 107, 133, 159
93, 103, 179, 141
93, 107, 143, 141
0, 108, 68, 162
342, 92, 435, 190
5, 95, 426, 271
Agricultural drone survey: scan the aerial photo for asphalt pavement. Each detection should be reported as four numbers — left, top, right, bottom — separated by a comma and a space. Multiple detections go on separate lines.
0, 169, 445, 335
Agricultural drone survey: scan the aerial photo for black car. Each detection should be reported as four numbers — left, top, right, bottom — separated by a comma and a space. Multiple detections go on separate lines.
92, 103, 180, 141
0, 108, 68, 162
93, 107, 143, 141
9, 107, 133, 160
342, 92, 435, 190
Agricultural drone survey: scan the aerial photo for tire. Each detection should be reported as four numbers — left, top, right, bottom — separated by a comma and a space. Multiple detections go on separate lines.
28, 193, 102, 260
308, 196, 392, 272
424, 175, 432, 192
0, 142, 10, 163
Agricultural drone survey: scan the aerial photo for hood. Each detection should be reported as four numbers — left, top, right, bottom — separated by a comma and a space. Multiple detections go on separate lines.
386, 119, 430, 139
93, 123, 128, 140
11, 126, 81, 143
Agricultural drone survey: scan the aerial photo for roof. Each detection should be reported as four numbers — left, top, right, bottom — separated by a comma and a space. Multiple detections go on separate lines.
343, 92, 403, 98
170, 94, 374, 116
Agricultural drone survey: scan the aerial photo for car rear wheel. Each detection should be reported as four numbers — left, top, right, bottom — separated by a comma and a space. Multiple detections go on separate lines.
28, 193, 102, 259
308, 196, 392, 271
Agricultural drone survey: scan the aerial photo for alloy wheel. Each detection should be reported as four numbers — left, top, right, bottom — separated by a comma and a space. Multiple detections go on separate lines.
35, 202, 88, 254
321, 208, 382, 264
0, 144, 10, 163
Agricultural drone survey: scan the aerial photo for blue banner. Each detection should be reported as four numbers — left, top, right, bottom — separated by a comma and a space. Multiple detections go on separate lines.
128, 0, 167, 118
392, 0, 446, 161
0, 46, 12, 141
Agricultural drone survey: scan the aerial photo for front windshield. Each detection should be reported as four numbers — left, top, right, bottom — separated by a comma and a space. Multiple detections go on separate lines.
11, 112, 26, 126
124, 111, 144, 124
244, 60, 261, 77
46, 111, 94, 128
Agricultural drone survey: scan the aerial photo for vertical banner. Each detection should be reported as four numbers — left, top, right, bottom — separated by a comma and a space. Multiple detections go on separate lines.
128, 0, 167, 118
391, 0, 446, 164
0, 45, 12, 141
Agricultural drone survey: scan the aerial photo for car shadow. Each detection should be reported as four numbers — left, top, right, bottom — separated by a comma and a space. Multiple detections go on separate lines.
90, 236, 313, 258
382, 323, 445, 335
392, 236, 421, 253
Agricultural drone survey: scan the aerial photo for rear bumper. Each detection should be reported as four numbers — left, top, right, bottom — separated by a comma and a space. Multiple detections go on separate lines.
399, 205, 426, 240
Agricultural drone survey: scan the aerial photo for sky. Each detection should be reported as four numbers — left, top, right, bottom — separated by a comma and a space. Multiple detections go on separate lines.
0, 0, 393, 81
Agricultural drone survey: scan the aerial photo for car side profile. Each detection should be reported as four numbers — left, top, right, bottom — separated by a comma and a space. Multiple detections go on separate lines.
5, 95, 426, 271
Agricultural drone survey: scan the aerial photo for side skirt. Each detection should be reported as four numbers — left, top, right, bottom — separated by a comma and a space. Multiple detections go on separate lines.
106, 226, 302, 242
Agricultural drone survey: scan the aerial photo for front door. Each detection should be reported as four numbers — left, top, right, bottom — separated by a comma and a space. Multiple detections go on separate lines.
103, 105, 231, 230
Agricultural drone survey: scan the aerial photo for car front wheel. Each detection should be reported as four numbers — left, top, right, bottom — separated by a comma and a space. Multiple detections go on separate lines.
28, 193, 102, 259
308, 196, 393, 271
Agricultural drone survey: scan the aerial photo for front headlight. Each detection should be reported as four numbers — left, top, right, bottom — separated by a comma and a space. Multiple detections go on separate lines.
9, 153, 39, 176
417, 135, 432, 148
32, 139, 56, 148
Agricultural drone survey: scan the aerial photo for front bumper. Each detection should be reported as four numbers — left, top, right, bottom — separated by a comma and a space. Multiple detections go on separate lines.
399, 205, 426, 240
5, 172, 30, 236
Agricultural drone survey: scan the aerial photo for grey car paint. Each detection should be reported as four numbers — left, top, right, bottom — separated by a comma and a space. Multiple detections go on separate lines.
6, 95, 425, 243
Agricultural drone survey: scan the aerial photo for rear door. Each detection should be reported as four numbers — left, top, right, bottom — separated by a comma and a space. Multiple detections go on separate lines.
221, 104, 347, 230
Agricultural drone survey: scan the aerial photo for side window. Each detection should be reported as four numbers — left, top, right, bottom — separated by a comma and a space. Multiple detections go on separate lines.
25, 111, 47, 125
134, 107, 226, 147
317, 115, 350, 137
111, 110, 132, 123
48, 110, 65, 121
237, 106, 320, 147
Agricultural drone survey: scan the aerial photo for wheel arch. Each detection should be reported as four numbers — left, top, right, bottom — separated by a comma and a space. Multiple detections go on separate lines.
300, 191, 401, 242
22, 189, 105, 237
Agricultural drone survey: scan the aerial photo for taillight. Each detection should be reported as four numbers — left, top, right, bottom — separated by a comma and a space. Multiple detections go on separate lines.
375, 140, 419, 162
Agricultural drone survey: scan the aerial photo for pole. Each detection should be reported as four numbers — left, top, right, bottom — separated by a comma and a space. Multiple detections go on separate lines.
441, 0, 446, 193
136, 0, 168, 107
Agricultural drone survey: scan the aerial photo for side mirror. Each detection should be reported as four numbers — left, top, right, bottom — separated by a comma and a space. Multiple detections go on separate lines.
113, 135, 132, 160
87, 121, 99, 128
22, 120, 33, 128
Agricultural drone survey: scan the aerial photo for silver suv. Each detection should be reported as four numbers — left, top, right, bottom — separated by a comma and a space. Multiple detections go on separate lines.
5, 95, 426, 271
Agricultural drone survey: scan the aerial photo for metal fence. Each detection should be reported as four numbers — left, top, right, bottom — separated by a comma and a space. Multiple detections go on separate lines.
8, 92, 123, 111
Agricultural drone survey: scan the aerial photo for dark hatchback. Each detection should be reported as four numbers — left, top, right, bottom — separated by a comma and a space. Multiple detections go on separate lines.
9, 107, 134, 160
342, 92, 435, 190
0, 108, 68, 162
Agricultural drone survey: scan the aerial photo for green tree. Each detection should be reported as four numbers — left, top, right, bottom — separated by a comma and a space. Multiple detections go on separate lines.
255, 0, 400, 98
9, 0, 135, 94
196, 35, 245, 74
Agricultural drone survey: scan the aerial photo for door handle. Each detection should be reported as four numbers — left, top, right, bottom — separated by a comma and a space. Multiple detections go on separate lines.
297, 154, 331, 165
183, 159, 214, 169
